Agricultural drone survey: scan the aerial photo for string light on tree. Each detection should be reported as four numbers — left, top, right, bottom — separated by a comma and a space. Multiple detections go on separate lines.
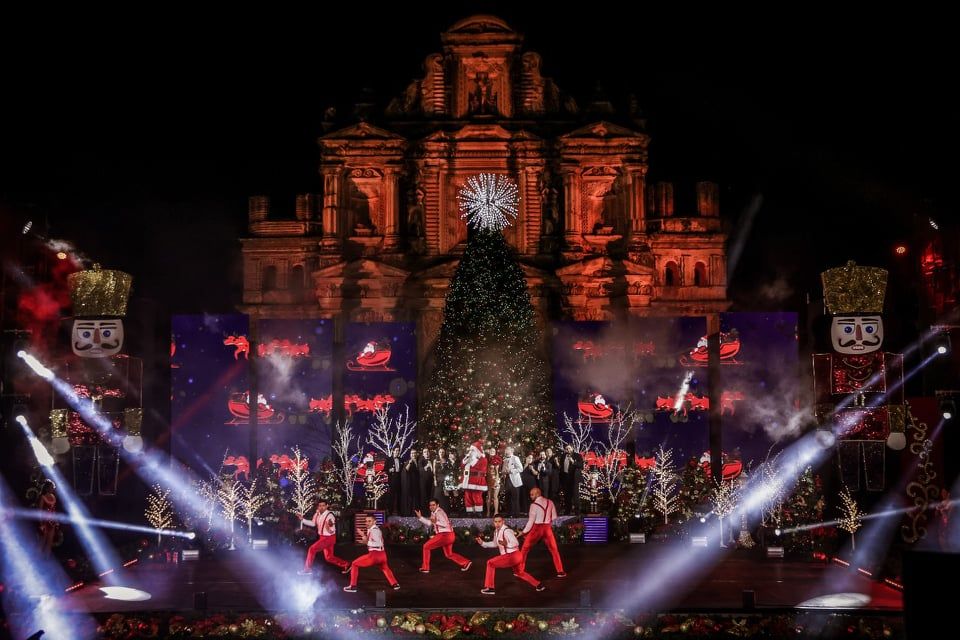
457, 173, 519, 231
144, 484, 173, 547
239, 478, 269, 543
287, 446, 317, 530
710, 478, 740, 548
838, 485, 863, 550
651, 445, 679, 524
217, 475, 242, 550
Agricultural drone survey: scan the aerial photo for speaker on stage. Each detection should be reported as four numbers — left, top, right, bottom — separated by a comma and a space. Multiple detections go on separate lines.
904, 550, 959, 639
742, 590, 756, 610
193, 592, 208, 611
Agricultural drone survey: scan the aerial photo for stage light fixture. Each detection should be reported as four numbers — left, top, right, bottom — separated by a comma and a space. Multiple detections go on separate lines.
942, 399, 956, 421
774, 528, 782, 536
894, 244, 908, 256
933, 332, 951, 356
56, 252, 67, 260
22, 220, 32, 234
929, 217, 939, 230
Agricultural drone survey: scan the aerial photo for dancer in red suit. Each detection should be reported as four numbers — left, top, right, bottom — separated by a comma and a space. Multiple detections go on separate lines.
476, 514, 545, 595
518, 487, 566, 577
299, 499, 349, 574
415, 499, 472, 573
460, 440, 488, 515
344, 515, 399, 592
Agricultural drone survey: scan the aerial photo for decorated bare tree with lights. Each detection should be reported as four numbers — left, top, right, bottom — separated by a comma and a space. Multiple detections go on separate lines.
287, 446, 317, 530
367, 405, 417, 460
595, 409, 640, 504
710, 478, 740, 548
333, 420, 361, 507
651, 445, 680, 524
420, 174, 553, 453
758, 450, 787, 528
217, 475, 242, 550
239, 478, 270, 542
145, 484, 173, 547
559, 412, 595, 453
838, 485, 864, 550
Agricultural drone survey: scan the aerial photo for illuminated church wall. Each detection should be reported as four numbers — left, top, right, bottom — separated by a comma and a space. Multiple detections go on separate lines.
239, 15, 729, 372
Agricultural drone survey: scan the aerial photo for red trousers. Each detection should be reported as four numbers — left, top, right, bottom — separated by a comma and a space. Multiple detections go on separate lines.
485, 551, 540, 589
520, 523, 565, 573
304, 535, 348, 570
464, 489, 484, 512
422, 531, 470, 570
349, 550, 397, 587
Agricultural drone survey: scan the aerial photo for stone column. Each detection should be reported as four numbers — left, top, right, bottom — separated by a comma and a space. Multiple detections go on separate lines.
382, 166, 401, 251
320, 166, 343, 252
561, 166, 582, 252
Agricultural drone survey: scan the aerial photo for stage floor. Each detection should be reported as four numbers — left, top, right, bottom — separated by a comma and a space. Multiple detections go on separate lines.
61, 544, 902, 614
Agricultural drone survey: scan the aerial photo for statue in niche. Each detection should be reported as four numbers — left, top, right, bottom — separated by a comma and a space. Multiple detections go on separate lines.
468, 70, 498, 115
406, 186, 427, 254
387, 79, 421, 117
539, 168, 559, 237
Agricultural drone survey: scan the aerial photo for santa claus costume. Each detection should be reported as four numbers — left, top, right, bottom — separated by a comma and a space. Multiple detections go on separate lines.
460, 441, 488, 514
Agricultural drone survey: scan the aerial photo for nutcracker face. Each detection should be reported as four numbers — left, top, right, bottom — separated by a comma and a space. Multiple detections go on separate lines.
72, 319, 124, 358
831, 316, 883, 354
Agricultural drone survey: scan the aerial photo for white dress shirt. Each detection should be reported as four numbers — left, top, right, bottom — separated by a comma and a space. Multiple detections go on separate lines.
308, 509, 337, 537
522, 496, 557, 533
366, 524, 384, 550
417, 507, 453, 534
481, 526, 520, 555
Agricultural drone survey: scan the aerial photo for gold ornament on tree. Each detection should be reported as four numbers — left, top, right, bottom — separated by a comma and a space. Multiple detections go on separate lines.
838, 485, 864, 550
144, 484, 173, 547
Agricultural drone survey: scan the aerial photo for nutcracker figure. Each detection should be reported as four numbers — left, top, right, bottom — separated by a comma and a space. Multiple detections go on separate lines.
813, 261, 905, 491
49, 264, 143, 496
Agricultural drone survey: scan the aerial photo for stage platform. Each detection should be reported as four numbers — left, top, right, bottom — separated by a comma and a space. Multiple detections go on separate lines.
59, 543, 902, 615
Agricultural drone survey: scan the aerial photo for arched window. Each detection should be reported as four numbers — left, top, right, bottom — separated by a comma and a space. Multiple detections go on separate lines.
694, 262, 707, 286
262, 265, 277, 290
289, 264, 305, 296
664, 261, 679, 286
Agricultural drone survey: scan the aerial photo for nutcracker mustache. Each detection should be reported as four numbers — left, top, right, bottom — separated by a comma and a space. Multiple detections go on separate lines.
836, 336, 881, 349
74, 340, 121, 351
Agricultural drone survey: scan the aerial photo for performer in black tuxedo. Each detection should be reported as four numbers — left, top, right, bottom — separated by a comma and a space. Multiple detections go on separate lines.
559, 444, 584, 515
387, 447, 402, 515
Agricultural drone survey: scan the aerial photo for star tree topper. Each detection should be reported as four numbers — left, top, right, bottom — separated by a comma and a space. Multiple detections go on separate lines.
457, 173, 519, 231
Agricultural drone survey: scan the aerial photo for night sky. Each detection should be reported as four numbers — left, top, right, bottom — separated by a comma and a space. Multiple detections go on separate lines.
2, 4, 955, 327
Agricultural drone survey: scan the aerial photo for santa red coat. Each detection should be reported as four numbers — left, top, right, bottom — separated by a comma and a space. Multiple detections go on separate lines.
460, 444, 488, 492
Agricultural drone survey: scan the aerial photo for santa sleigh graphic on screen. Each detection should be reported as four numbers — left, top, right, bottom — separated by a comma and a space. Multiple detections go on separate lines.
226, 391, 285, 424
346, 340, 395, 371
678, 329, 742, 367
655, 390, 745, 416
578, 392, 615, 422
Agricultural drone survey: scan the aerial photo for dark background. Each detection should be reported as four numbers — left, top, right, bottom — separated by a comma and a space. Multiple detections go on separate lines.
2, 3, 954, 322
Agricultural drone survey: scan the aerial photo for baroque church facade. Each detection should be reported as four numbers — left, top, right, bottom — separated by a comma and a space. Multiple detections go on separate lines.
240, 15, 729, 364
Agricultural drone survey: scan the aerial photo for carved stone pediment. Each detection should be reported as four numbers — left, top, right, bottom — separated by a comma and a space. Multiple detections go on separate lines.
313, 258, 409, 281
560, 121, 647, 142
320, 122, 405, 143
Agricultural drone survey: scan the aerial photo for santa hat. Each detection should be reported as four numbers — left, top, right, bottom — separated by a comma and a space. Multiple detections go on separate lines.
472, 440, 483, 451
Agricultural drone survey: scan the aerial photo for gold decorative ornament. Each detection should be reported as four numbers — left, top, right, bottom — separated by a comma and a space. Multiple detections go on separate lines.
67, 264, 133, 317
50, 409, 69, 438
820, 260, 887, 315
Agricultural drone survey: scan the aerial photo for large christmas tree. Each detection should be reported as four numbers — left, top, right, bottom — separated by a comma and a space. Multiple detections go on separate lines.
420, 174, 554, 454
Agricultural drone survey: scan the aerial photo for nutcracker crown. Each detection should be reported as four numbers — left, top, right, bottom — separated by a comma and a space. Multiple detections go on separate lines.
821, 260, 887, 315
68, 263, 133, 317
